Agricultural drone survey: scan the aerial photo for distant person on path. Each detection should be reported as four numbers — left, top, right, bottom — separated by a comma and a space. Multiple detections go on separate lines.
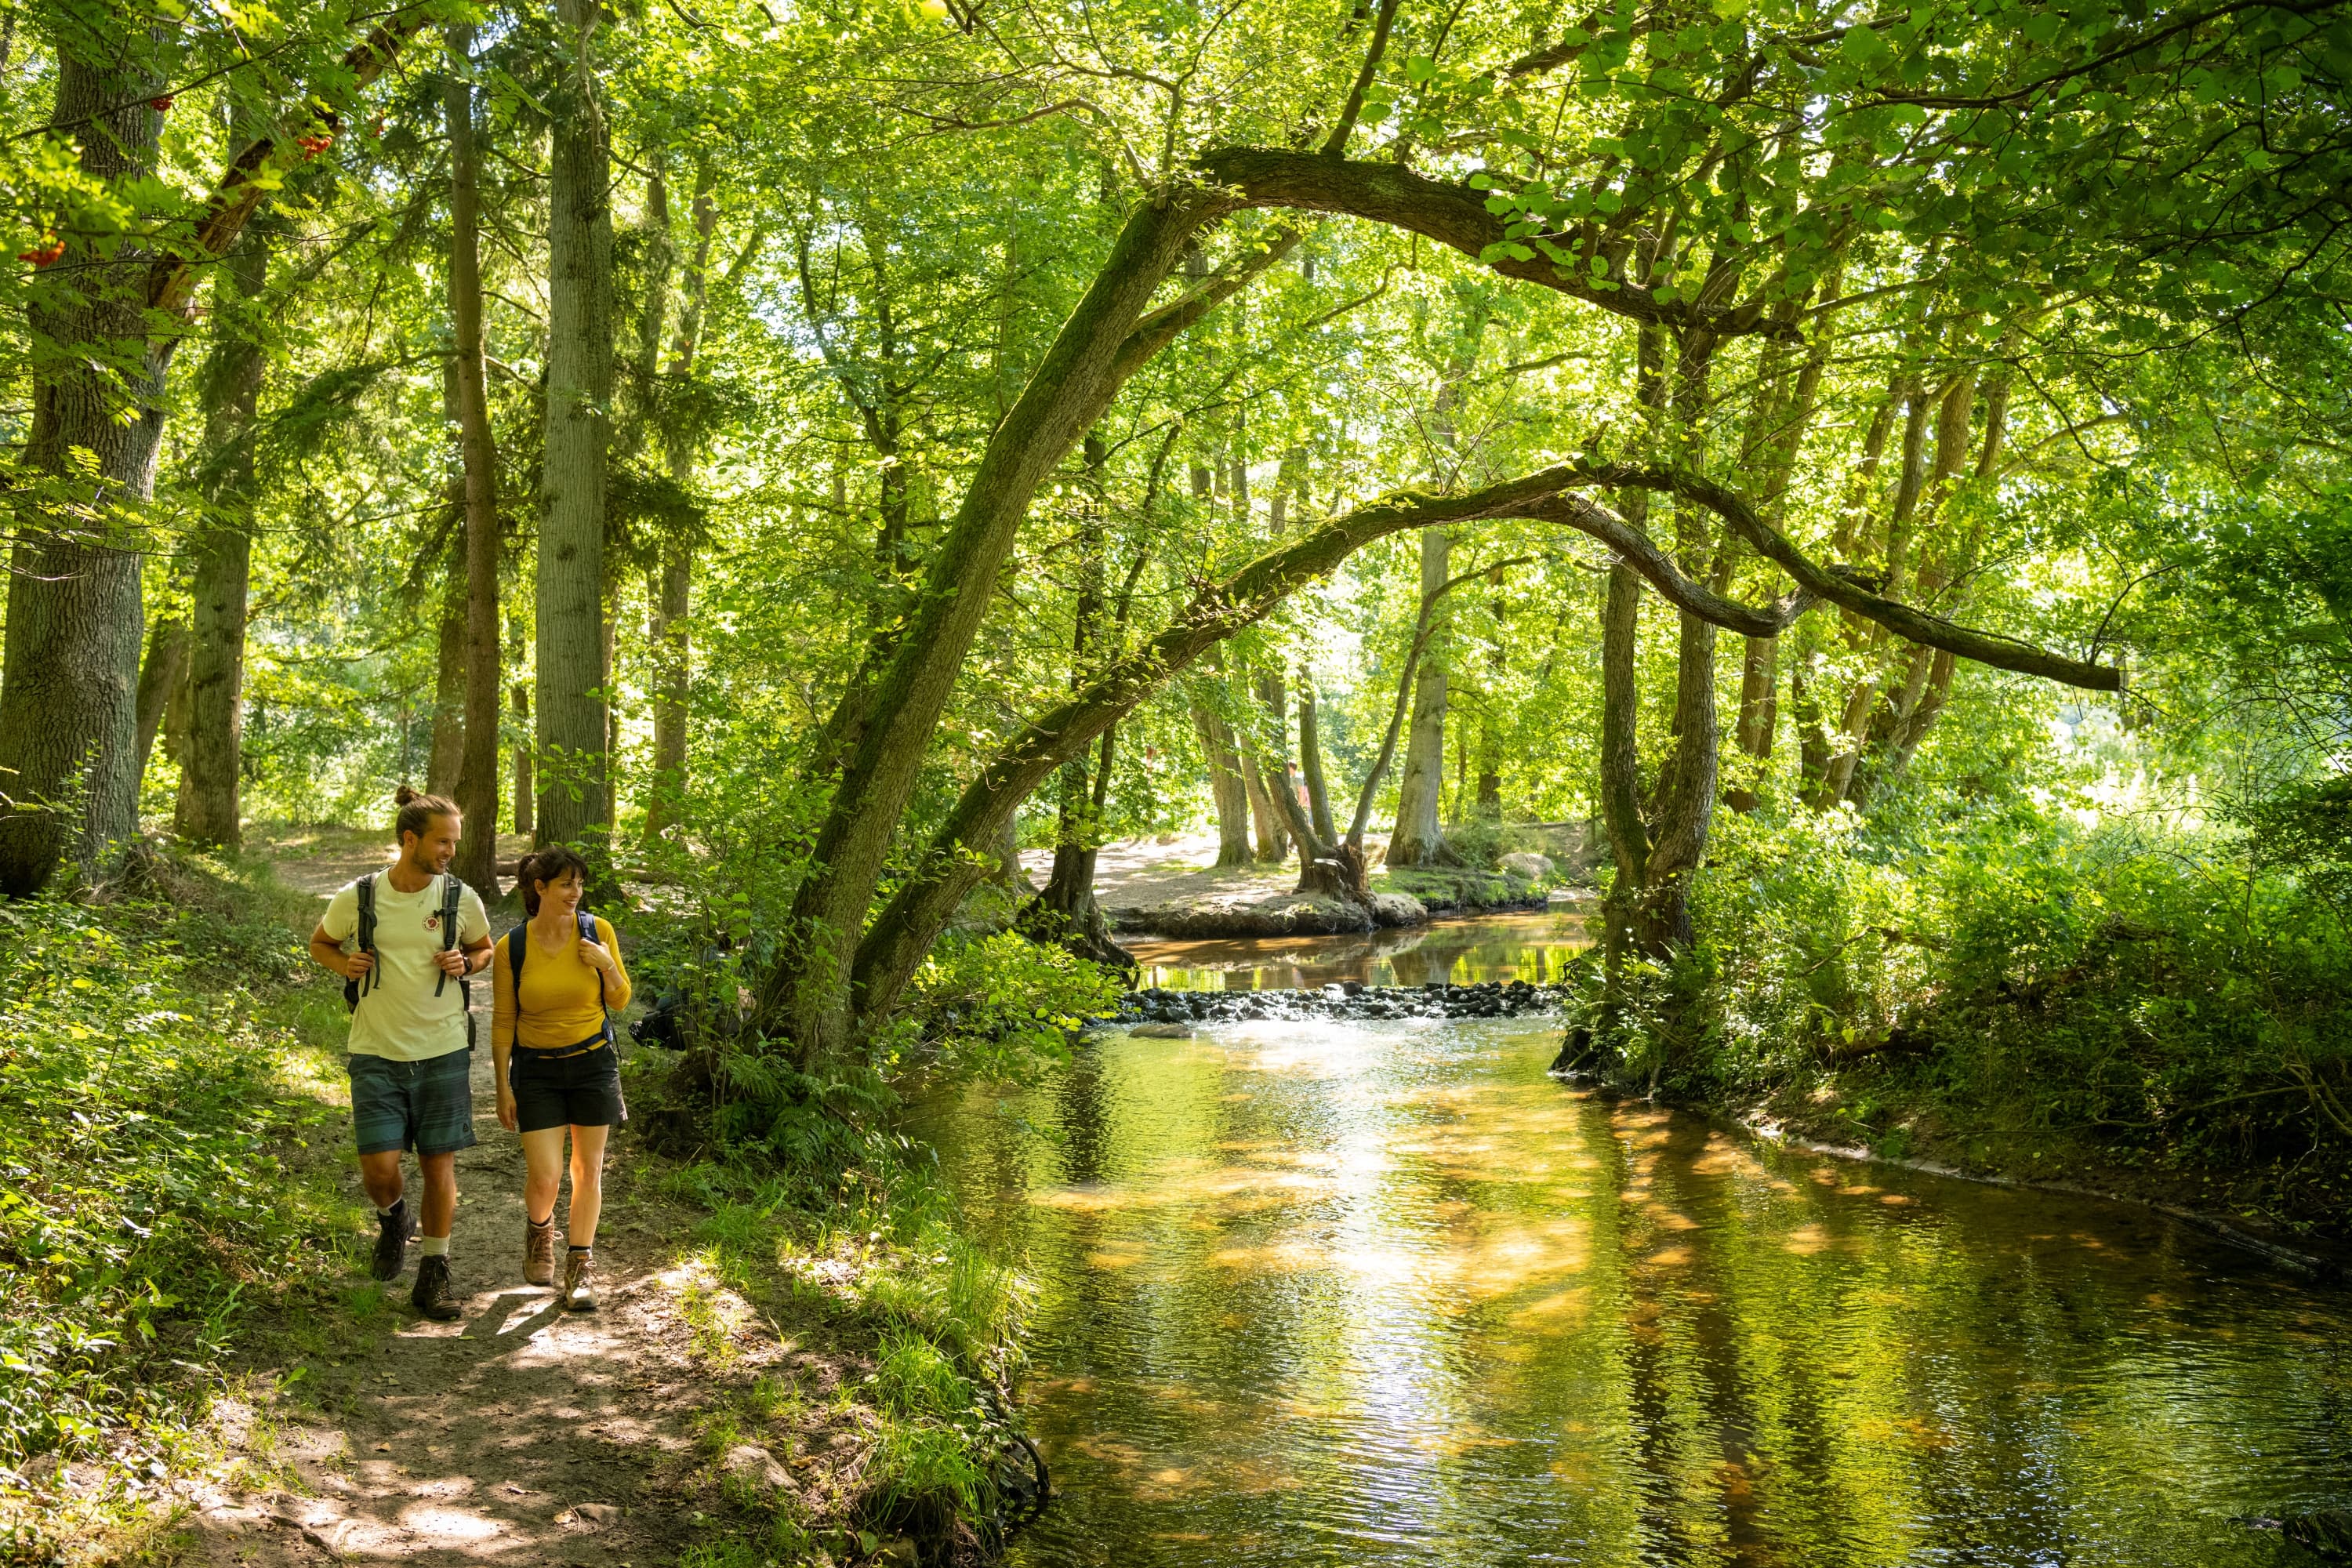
493, 848, 631, 1312
308, 786, 494, 1321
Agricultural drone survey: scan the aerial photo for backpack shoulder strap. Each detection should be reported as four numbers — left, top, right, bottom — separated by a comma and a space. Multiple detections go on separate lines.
435, 875, 466, 997
506, 924, 529, 990
579, 909, 608, 1011
354, 873, 379, 997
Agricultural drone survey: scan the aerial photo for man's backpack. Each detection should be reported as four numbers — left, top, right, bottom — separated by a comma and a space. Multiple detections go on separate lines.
344, 872, 475, 1046
506, 909, 614, 1046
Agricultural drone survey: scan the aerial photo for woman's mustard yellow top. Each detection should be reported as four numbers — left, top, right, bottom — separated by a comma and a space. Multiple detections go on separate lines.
492, 915, 633, 1051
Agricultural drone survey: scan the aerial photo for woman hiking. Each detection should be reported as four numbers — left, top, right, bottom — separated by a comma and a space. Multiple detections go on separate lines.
492, 848, 631, 1311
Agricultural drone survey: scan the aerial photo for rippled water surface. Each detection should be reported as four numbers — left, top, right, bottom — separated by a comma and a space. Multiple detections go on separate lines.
911, 927, 2352, 1566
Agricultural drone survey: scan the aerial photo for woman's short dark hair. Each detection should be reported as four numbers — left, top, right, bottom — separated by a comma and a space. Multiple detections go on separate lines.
393, 783, 459, 848
517, 847, 592, 916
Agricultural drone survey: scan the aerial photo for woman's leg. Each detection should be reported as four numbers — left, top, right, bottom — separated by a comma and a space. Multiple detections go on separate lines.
566, 1123, 612, 1246
521, 1126, 568, 1226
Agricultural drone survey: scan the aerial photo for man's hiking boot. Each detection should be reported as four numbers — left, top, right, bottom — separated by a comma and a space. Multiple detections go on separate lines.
412, 1254, 461, 1321
370, 1200, 411, 1282
524, 1216, 557, 1287
562, 1249, 597, 1313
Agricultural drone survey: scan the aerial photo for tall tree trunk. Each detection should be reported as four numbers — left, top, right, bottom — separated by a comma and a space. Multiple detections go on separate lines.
1242, 747, 1290, 862
1724, 635, 1776, 813
1386, 527, 1457, 866
132, 609, 191, 790
0, 49, 165, 893
175, 221, 267, 849
1193, 684, 1253, 868
644, 167, 715, 843
1474, 592, 1504, 816
1596, 562, 1652, 967
511, 682, 535, 839
1635, 607, 1719, 954
536, 0, 615, 854
426, 528, 466, 797
1298, 675, 1337, 845
447, 20, 503, 893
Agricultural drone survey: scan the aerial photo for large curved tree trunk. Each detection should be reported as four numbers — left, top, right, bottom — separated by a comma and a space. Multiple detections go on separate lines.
0, 49, 165, 895
536, 0, 615, 856
758, 188, 1230, 1063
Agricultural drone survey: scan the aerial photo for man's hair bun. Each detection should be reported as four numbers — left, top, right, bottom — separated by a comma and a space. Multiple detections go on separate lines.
394, 783, 421, 806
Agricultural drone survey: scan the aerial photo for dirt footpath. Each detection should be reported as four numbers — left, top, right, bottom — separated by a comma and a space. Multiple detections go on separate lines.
180, 850, 822, 1568
187, 986, 713, 1565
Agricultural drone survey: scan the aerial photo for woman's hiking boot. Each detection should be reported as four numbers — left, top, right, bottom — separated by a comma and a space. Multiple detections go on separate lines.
524, 1216, 557, 1287
412, 1254, 461, 1321
370, 1200, 411, 1282
562, 1248, 597, 1313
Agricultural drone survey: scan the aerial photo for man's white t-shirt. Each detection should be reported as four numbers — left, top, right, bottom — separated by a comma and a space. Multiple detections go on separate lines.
321, 872, 492, 1062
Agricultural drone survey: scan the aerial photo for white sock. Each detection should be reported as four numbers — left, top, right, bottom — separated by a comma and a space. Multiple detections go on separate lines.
419, 1235, 449, 1258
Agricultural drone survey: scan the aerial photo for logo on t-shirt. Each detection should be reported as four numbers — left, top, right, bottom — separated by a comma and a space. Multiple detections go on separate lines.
423, 913, 442, 932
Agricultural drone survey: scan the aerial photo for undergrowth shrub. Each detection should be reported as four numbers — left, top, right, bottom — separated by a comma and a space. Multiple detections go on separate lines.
1675, 793, 2352, 1228
0, 856, 349, 1470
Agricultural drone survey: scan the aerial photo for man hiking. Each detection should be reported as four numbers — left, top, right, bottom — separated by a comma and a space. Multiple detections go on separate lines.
309, 786, 494, 1319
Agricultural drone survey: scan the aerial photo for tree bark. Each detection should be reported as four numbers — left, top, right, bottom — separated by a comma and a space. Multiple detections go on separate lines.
1298, 675, 1337, 844
1596, 562, 1652, 968
174, 220, 267, 849
536, 0, 615, 855
0, 47, 165, 892
1193, 686, 1254, 868
132, 611, 191, 789
1387, 527, 1459, 866
1242, 740, 1290, 862
426, 534, 466, 797
511, 681, 535, 839
1723, 633, 1777, 813
447, 21, 503, 893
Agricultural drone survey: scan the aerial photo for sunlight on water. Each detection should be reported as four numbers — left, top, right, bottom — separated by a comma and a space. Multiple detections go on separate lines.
908, 927, 2352, 1567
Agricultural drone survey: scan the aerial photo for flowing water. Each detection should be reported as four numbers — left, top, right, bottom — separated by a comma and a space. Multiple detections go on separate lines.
911, 916, 2352, 1567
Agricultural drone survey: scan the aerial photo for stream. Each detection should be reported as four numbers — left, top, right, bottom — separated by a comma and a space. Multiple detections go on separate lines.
909, 913, 2352, 1566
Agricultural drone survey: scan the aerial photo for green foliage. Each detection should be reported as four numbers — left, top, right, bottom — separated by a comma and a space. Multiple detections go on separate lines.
0, 860, 352, 1467
896, 931, 1121, 1083
1659, 789, 2352, 1229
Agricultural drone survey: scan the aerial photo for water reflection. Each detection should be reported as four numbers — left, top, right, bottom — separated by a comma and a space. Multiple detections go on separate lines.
911, 1014, 2352, 1567
1130, 909, 1591, 992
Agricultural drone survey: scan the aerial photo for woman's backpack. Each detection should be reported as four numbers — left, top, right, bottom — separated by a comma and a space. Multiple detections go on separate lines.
505, 910, 614, 1044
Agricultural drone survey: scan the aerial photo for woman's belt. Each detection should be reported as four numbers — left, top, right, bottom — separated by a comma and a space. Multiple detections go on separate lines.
511, 1029, 612, 1062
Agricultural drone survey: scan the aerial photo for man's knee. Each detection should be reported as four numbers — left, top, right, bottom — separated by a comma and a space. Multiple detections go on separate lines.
419, 1154, 459, 1194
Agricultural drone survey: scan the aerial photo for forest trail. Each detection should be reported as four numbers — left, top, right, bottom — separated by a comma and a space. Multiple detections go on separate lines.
180, 842, 809, 1568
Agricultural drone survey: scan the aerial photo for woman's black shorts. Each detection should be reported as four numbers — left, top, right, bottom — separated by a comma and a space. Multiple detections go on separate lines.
510, 1037, 626, 1132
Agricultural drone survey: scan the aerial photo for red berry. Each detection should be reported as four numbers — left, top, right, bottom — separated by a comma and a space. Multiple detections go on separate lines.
20, 240, 65, 268
151, 94, 174, 112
